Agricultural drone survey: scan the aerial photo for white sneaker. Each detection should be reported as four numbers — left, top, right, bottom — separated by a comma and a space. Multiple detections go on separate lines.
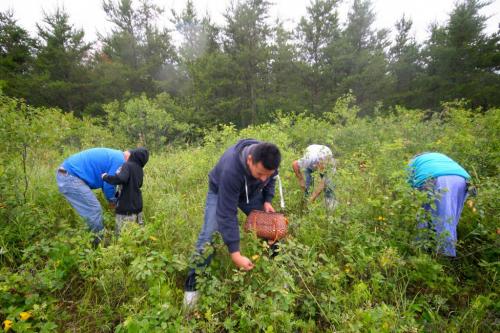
183, 291, 199, 308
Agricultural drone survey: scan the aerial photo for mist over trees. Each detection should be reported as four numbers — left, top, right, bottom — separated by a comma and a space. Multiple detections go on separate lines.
1, 0, 499, 128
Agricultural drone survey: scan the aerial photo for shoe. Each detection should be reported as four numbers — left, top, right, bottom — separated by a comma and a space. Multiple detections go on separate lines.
92, 236, 101, 249
183, 291, 199, 308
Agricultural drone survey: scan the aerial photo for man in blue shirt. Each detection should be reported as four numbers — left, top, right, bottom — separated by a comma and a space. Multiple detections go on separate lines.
408, 152, 471, 257
56, 148, 128, 244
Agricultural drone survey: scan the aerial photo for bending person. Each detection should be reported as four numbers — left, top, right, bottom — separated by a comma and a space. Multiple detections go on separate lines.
56, 148, 129, 245
292, 144, 336, 210
184, 139, 282, 307
408, 152, 471, 257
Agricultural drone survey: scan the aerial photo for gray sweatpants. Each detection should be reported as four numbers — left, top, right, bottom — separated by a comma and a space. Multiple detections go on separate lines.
115, 212, 144, 235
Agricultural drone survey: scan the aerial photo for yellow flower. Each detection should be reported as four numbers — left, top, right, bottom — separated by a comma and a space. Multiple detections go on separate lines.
377, 216, 386, 221
149, 236, 158, 242
251, 255, 260, 261
20, 311, 32, 321
466, 200, 474, 208
2, 319, 13, 331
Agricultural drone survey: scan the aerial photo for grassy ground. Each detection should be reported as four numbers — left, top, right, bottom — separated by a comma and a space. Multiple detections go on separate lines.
1, 100, 498, 332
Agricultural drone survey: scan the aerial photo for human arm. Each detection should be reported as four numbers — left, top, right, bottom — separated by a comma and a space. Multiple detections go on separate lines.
309, 178, 326, 203
216, 171, 243, 254
217, 175, 256, 269
102, 164, 130, 185
292, 160, 306, 191
102, 164, 129, 201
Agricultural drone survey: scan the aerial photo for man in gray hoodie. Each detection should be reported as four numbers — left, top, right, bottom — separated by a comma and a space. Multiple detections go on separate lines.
184, 139, 282, 307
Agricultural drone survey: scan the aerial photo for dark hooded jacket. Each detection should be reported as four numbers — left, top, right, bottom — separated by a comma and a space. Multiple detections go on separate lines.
103, 148, 149, 215
208, 139, 278, 253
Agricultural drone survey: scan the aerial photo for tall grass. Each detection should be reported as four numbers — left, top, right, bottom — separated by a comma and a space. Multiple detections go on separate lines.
1, 95, 498, 332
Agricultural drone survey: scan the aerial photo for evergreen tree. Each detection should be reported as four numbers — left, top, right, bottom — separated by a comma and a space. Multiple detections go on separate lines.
0, 10, 37, 98
333, 0, 391, 114
223, 0, 272, 126
295, 0, 340, 115
421, 0, 500, 109
171, 0, 220, 110
98, 0, 176, 97
32, 7, 92, 113
388, 15, 422, 107
269, 20, 306, 113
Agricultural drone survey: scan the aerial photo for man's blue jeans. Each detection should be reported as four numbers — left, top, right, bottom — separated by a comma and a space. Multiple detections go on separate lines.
56, 170, 104, 233
185, 189, 265, 291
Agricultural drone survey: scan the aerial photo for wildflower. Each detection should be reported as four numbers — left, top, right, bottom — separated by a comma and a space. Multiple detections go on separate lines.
377, 216, 386, 221
149, 236, 158, 242
2, 319, 13, 331
466, 200, 474, 208
251, 255, 260, 261
19, 311, 32, 321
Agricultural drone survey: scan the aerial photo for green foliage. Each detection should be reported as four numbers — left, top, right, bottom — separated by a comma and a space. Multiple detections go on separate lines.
420, 0, 500, 110
103, 94, 195, 150
0, 11, 37, 100
0, 94, 499, 332
2, 0, 500, 122
100, 0, 176, 96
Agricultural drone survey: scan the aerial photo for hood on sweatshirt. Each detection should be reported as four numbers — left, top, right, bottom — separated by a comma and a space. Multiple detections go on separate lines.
128, 147, 149, 167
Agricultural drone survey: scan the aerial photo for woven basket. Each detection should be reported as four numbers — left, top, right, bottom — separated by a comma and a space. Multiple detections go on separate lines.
244, 210, 289, 242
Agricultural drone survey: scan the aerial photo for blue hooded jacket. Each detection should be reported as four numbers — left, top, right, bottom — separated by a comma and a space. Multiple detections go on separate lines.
62, 148, 125, 201
208, 139, 278, 253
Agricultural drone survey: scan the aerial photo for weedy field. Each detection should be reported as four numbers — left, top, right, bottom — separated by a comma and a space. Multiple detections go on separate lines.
1, 95, 498, 332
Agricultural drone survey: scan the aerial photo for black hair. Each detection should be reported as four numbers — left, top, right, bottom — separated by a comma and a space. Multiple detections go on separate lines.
252, 142, 281, 170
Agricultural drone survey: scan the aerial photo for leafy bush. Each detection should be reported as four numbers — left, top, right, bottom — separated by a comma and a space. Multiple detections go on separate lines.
0, 94, 498, 332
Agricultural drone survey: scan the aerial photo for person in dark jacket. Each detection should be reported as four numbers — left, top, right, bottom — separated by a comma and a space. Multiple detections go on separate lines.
102, 147, 149, 235
184, 139, 282, 307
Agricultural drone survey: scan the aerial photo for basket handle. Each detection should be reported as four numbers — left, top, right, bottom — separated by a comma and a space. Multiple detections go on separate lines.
272, 217, 278, 243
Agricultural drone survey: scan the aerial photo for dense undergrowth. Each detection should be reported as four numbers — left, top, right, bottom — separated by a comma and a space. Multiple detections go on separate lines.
0, 95, 498, 332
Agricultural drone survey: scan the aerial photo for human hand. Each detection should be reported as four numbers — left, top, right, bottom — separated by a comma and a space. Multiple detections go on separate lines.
299, 179, 306, 191
101, 173, 107, 179
231, 252, 254, 270
263, 202, 275, 213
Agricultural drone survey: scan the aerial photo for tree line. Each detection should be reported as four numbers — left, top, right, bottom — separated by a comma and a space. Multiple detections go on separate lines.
1, 0, 499, 129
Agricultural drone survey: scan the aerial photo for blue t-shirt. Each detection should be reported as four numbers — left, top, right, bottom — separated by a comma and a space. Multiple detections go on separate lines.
408, 152, 470, 188
62, 148, 125, 201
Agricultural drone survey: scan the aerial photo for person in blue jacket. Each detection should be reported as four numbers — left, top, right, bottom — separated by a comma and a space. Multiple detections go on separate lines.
408, 152, 471, 257
184, 139, 282, 307
56, 148, 129, 244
